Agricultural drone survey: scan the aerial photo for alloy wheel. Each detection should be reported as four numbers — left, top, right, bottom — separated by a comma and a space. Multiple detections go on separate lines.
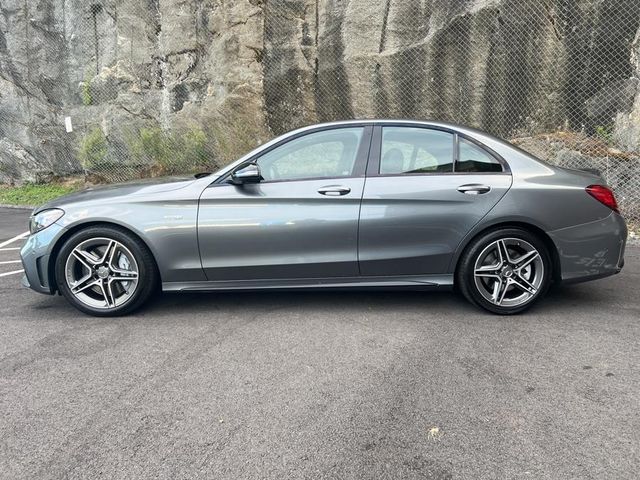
473, 237, 544, 308
64, 237, 139, 309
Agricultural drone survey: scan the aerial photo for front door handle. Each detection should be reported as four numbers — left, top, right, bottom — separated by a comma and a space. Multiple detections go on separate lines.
457, 184, 491, 195
318, 185, 351, 196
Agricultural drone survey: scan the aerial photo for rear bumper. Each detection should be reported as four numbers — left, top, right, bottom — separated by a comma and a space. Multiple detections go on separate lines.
548, 212, 627, 284
20, 222, 66, 295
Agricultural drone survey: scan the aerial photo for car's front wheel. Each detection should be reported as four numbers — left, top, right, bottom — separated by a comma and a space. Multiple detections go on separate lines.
55, 226, 158, 316
457, 228, 552, 314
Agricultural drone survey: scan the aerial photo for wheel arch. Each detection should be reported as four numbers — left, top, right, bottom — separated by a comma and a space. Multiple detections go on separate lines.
47, 220, 161, 293
452, 221, 562, 283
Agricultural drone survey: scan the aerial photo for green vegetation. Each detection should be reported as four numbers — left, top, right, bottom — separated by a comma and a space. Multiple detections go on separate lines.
181, 128, 209, 167
76, 121, 251, 179
0, 183, 79, 206
129, 126, 172, 169
127, 124, 214, 175
81, 71, 93, 106
75, 123, 218, 180
594, 124, 614, 145
78, 126, 108, 170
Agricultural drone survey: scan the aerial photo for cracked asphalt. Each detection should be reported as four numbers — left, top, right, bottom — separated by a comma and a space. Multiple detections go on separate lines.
1, 207, 639, 479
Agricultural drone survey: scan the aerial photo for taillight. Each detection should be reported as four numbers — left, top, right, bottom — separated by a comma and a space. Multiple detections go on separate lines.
586, 185, 619, 213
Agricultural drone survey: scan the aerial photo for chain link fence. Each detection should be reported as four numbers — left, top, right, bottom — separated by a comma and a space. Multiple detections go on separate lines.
1, 0, 639, 235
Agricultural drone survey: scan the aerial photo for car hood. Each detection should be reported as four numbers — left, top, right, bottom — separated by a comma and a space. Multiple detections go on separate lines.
35, 176, 196, 213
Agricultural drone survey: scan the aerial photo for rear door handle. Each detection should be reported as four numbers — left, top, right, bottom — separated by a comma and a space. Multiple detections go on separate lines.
457, 184, 491, 195
318, 185, 351, 196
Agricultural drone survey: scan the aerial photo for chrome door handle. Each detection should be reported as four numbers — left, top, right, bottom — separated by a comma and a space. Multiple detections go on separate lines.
318, 186, 351, 196
457, 184, 491, 195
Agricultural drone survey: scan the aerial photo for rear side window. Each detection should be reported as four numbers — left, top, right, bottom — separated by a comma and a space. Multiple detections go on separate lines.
380, 127, 454, 174
457, 138, 503, 173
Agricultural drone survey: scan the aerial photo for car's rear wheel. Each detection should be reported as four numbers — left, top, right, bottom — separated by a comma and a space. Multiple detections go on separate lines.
55, 226, 158, 316
457, 228, 552, 314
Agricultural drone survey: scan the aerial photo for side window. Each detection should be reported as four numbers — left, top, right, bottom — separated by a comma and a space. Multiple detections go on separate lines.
380, 127, 454, 174
257, 128, 364, 182
457, 138, 503, 173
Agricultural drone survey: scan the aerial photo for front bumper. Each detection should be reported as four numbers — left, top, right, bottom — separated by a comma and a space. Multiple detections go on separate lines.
548, 212, 627, 284
20, 222, 67, 295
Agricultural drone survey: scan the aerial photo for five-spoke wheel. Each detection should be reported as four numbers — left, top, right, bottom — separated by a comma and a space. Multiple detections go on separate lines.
457, 228, 551, 314
65, 238, 140, 309
473, 238, 544, 308
55, 226, 157, 316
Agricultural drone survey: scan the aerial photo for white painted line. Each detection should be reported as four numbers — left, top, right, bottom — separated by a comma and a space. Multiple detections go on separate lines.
0, 260, 22, 265
0, 269, 24, 277
0, 231, 29, 249
0, 248, 21, 252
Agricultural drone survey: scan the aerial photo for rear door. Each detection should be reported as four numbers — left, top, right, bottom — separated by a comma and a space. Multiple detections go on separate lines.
358, 125, 512, 276
198, 125, 372, 281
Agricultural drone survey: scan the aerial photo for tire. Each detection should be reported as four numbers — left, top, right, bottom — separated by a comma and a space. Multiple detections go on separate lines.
456, 228, 552, 315
55, 225, 158, 317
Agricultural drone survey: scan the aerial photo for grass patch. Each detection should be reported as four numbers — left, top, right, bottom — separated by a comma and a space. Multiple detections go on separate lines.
0, 183, 81, 206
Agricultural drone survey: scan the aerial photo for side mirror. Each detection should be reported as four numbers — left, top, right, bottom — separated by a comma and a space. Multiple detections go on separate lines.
231, 163, 262, 184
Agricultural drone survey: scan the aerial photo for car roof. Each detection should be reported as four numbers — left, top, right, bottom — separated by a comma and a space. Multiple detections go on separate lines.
303, 119, 470, 130
290, 119, 508, 144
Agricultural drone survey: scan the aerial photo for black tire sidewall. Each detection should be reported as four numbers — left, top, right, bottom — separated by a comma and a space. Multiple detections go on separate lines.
457, 228, 552, 315
55, 226, 157, 317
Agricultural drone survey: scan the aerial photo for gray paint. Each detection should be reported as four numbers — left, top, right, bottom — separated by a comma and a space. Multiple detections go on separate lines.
22, 120, 626, 297
358, 174, 512, 276
198, 178, 365, 280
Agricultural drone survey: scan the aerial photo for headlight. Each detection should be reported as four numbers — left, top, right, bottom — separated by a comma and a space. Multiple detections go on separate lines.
29, 208, 65, 234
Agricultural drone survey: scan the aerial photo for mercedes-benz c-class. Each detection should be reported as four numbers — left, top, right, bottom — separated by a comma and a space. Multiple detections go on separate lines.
21, 121, 627, 316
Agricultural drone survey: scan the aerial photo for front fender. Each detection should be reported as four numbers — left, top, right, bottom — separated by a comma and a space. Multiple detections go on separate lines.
54, 199, 205, 283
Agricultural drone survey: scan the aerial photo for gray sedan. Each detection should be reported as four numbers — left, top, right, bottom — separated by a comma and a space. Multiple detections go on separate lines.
20, 120, 627, 316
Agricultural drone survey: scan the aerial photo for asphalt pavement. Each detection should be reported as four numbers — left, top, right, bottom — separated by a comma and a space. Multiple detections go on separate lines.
0, 207, 638, 479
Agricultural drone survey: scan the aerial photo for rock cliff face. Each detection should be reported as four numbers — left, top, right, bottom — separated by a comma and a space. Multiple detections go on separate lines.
1, 0, 640, 182
0, 0, 268, 182
615, 25, 640, 151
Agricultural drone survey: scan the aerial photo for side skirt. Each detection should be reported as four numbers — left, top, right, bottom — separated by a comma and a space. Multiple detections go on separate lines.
162, 274, 454, 292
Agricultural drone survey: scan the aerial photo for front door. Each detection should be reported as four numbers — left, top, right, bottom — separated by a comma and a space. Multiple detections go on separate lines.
198, 126, 372, 281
